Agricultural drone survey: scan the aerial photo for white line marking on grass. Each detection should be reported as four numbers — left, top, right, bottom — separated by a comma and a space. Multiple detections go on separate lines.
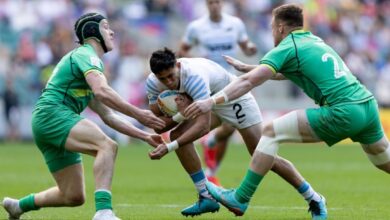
117, 204, 350, 211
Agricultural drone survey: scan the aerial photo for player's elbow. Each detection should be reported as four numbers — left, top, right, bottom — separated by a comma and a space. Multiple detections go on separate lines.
94, 86, 111, 103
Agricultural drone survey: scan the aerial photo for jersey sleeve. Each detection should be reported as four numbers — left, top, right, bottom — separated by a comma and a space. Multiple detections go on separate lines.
183, 75, 210, 101
72, 51, 104, 77
182, 22, 198, 46
259, 41, 294, 73
145, 76, 160, 105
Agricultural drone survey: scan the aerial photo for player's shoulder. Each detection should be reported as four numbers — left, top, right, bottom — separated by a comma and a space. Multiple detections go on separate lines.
72, 44, 100, 61
222, 13, 244, 25
188, 15, 209, 27
146, 72, 158, 83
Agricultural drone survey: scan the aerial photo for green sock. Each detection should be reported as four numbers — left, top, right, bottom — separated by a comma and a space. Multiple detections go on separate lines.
19, 194, 40, 212
235, 169, 264, 203
95, 190, 112, 211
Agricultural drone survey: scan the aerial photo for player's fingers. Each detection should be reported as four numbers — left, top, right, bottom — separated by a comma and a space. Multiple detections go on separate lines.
184, 106, 196, 118
152, 118, 165, 129
183, 104, 194, 116
149, 150, 161, 160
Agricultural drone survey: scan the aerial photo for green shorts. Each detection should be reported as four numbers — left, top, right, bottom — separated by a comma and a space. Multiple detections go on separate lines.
32, 106, 83, 173
306, 99, 384, 146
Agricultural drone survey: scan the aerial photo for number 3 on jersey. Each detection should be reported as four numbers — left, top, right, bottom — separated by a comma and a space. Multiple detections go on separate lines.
322, 52, 350, 79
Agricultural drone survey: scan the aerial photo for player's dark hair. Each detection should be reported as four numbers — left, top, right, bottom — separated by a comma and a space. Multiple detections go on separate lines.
74, 12, 108, 52
150, 48, 177, 74
272, 4, 303, 28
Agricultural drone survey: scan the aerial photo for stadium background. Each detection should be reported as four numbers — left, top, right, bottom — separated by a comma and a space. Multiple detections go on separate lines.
0, 0, 389, 142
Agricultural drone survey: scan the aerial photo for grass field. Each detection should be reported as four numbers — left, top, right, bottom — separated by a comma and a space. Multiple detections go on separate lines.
0, 141, 389, 220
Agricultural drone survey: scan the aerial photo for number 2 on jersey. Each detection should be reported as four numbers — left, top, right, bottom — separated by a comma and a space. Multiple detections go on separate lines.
321, 53, 350, 79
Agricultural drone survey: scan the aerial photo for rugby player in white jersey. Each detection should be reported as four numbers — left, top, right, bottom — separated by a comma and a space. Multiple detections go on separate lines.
146, 48, 323, 217
178, 0, 258, 185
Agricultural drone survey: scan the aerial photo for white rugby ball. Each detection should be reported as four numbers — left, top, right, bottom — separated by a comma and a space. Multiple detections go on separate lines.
157, 90, 179, 117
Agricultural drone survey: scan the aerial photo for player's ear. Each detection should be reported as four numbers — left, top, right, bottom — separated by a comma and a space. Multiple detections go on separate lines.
278, 23, 283, 34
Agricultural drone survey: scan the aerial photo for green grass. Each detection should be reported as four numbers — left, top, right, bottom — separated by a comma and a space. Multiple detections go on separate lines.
0, 141, 389, 220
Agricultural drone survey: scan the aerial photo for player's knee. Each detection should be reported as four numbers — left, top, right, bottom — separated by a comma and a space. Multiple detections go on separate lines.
365, 144, 390, 170
101, 138, 118, 156
64, 192, 86, 206
256, 135, 279, 157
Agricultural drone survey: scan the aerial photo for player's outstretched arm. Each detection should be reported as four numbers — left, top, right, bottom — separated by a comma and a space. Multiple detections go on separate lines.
223, 55, 257, 73
85, 70, 165, 130
184, 64, 274, 119
88, 98, 163, 148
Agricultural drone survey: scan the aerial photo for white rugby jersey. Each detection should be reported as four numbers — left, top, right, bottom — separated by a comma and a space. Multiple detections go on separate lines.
182, 13, 249, 70
146, 58, 235, 104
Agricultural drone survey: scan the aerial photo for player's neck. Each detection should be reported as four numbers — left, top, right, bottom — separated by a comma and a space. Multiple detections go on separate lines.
209, 14, 222, 23
85, 40, 105, 58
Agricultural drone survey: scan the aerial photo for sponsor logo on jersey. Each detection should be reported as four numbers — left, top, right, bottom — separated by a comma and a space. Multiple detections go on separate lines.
206, 43, 233, 51
90, 56, 101, 68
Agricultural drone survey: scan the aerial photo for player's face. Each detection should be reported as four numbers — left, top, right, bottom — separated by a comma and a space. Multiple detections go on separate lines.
271, 17, 283, 47
156, 65, 180, 90
207, 0, 222, 16
100, 19, 114, 51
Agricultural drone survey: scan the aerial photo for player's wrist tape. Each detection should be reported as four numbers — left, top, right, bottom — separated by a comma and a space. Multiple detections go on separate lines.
166, 140, 179, 152
172, 112, 186, 123
212, 91, 229, 106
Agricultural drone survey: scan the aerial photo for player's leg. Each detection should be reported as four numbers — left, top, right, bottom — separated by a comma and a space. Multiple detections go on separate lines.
236, 120, 325, 216
2, 118, 119, 220
355, 100, 390, 173
65, 119, 119, 220
202, 123, 235, 185
171, 117, 221, 216
361, 136, 390, 173
2, 163, 86, 219
207, 110, 327, 218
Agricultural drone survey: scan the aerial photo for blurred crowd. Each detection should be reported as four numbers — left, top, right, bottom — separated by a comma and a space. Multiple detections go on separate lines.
0, 0, 389, 140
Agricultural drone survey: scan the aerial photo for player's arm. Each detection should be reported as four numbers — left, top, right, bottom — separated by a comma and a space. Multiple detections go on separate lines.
85, 70, 165, 130
215, 64, 275, 102
149, 98, 210, 160
224, 55, 286, 80
184, 64, 275, 118
223, 55, 257, 72
149, 103, 181, 134
270, 73, 286, 80
88, 98, 163, 148
175, 111, 210, 146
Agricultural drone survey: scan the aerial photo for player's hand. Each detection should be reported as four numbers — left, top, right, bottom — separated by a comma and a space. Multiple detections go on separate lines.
246, 42, 257, 56
136, 109, 166, 130
175, 93, 192, 114
145, 134, 163, 148
148, 143, 168, 160
184, 98, 213, 119
223, 55, 247, 72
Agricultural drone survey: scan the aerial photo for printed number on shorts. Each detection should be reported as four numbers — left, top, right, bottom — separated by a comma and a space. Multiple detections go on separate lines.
233, 103, 246, 124
321, 53, 350, 79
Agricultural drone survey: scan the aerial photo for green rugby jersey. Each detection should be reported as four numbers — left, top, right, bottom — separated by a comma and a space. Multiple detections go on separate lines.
260, 30, 373, 106
35, 44, 104, 114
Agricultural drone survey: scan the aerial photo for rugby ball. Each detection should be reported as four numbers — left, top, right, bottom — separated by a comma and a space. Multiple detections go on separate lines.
157, 90, 179, 117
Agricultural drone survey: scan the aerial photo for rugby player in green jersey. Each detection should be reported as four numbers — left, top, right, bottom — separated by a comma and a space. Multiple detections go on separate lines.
1, 13, 165, 220
185, 4, 390, 220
